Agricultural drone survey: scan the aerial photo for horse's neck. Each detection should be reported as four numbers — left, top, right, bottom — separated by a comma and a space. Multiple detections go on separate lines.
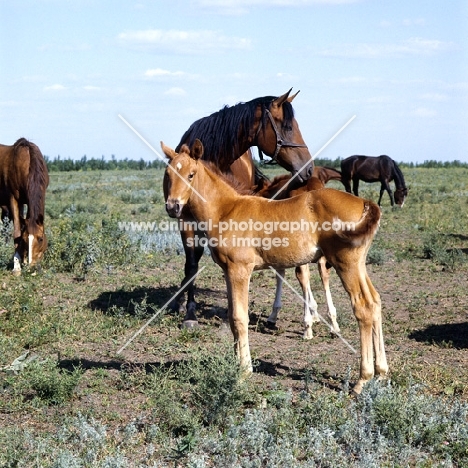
189, 165, 238, 222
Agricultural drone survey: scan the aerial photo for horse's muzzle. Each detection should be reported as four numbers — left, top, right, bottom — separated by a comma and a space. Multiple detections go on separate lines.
166, 200, 184, 218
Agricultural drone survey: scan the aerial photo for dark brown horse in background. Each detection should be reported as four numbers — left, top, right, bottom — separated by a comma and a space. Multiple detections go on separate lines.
164, 89, 314, 327
0, 138, 49, 274
341, 155, 408, 207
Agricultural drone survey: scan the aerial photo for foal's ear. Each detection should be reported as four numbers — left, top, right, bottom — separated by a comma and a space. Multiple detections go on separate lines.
160, 141, 177, 160
191, 139, 204, 161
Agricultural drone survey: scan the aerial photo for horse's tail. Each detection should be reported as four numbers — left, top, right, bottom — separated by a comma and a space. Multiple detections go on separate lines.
14, 138, 49, 235
335, 200, 381, 247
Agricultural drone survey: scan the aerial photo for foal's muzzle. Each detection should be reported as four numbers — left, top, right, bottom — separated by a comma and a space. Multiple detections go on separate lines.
166, 199, 184, 218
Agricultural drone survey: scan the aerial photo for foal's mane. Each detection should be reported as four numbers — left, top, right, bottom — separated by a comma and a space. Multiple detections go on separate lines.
13, 138, 49, 233
202, 161, 254, 195
176, 95, 295, 171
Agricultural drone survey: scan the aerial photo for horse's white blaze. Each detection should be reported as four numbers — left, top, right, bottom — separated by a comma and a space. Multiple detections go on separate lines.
176, 162, 182, 171
28, 234, 34, 264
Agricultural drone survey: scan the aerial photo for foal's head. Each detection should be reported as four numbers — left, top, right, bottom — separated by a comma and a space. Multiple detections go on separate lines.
161, 140, 204, 218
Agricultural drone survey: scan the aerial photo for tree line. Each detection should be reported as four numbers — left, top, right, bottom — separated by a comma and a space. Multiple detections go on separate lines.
44, 154, 468, 172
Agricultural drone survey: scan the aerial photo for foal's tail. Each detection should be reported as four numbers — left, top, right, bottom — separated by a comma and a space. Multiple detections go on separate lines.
336, 200, 381, 247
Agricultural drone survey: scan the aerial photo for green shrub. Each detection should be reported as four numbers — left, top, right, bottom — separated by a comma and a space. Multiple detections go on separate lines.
6, 358, 83, 406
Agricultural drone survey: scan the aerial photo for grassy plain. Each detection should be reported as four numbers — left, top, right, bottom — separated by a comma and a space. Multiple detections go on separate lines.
0, 163, 467, 467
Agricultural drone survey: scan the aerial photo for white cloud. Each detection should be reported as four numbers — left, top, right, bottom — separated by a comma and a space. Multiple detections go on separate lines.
403, 18, 426, 27
144, 68, 185, 78
44, 84, 66, 91
411, 107, 437, 118
164, 87, 187, 96
196, 0, 360, 14
419, 93, 448, 102
117, 29, 251, 54
332, 76, 367, 84
83, 85, 101, 91
319, 37, 456, 59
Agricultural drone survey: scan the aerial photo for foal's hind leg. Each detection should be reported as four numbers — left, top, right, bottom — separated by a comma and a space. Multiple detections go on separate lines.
333, 256, 388, 394
295, 264, 319, 340
317, 257, 340, 335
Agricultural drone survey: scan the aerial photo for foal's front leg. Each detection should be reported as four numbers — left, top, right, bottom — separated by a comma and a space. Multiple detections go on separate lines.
225, 263, 253, 374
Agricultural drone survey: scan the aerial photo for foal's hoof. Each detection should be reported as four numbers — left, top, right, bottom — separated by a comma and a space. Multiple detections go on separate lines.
11, 269, 21, 277
181, 320, 199, 330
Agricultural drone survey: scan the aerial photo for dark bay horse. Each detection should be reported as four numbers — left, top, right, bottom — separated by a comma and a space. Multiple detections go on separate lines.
162, 140, 387, 394
164, 89, 314, 326
341, 155, 408, 207
0, 138, 49, 274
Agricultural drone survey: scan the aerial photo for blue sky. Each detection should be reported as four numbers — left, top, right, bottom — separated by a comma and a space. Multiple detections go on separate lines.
1, 0, 467, 163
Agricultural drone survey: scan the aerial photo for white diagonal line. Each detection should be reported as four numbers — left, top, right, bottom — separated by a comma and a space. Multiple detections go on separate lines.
269, 266, 357, 353
116, 266, 207, 354
268, 115, 356, 201
118, 114, 207, 203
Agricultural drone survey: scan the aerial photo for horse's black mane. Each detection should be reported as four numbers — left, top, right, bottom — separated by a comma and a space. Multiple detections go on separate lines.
176, 95, 295, 172
391, 161, 406, 190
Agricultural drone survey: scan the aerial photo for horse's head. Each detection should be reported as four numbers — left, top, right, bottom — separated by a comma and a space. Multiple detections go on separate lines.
394, 187, 408, 207
161, 140, 203, 218
256, 89, 313, 183
19, 217, 48, 266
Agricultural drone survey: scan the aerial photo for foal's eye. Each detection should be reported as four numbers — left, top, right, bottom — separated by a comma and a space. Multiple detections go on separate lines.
188, 173, 194, 181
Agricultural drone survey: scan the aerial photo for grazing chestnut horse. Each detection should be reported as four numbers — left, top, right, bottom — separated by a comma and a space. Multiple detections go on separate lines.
254, 174, 340, 339
165, 89, 313, 326
0, 138, 49, 274
341, 155, 408, 207
162, 140, 387, 394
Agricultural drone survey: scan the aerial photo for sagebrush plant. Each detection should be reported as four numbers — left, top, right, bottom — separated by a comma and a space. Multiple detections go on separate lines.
43, 213, 141, 276
422, 232, 467, 270
4, 358, 83, 407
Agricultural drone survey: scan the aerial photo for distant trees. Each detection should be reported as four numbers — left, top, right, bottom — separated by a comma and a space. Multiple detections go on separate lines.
44, 155, 166, 172
44, 154, 468, 172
